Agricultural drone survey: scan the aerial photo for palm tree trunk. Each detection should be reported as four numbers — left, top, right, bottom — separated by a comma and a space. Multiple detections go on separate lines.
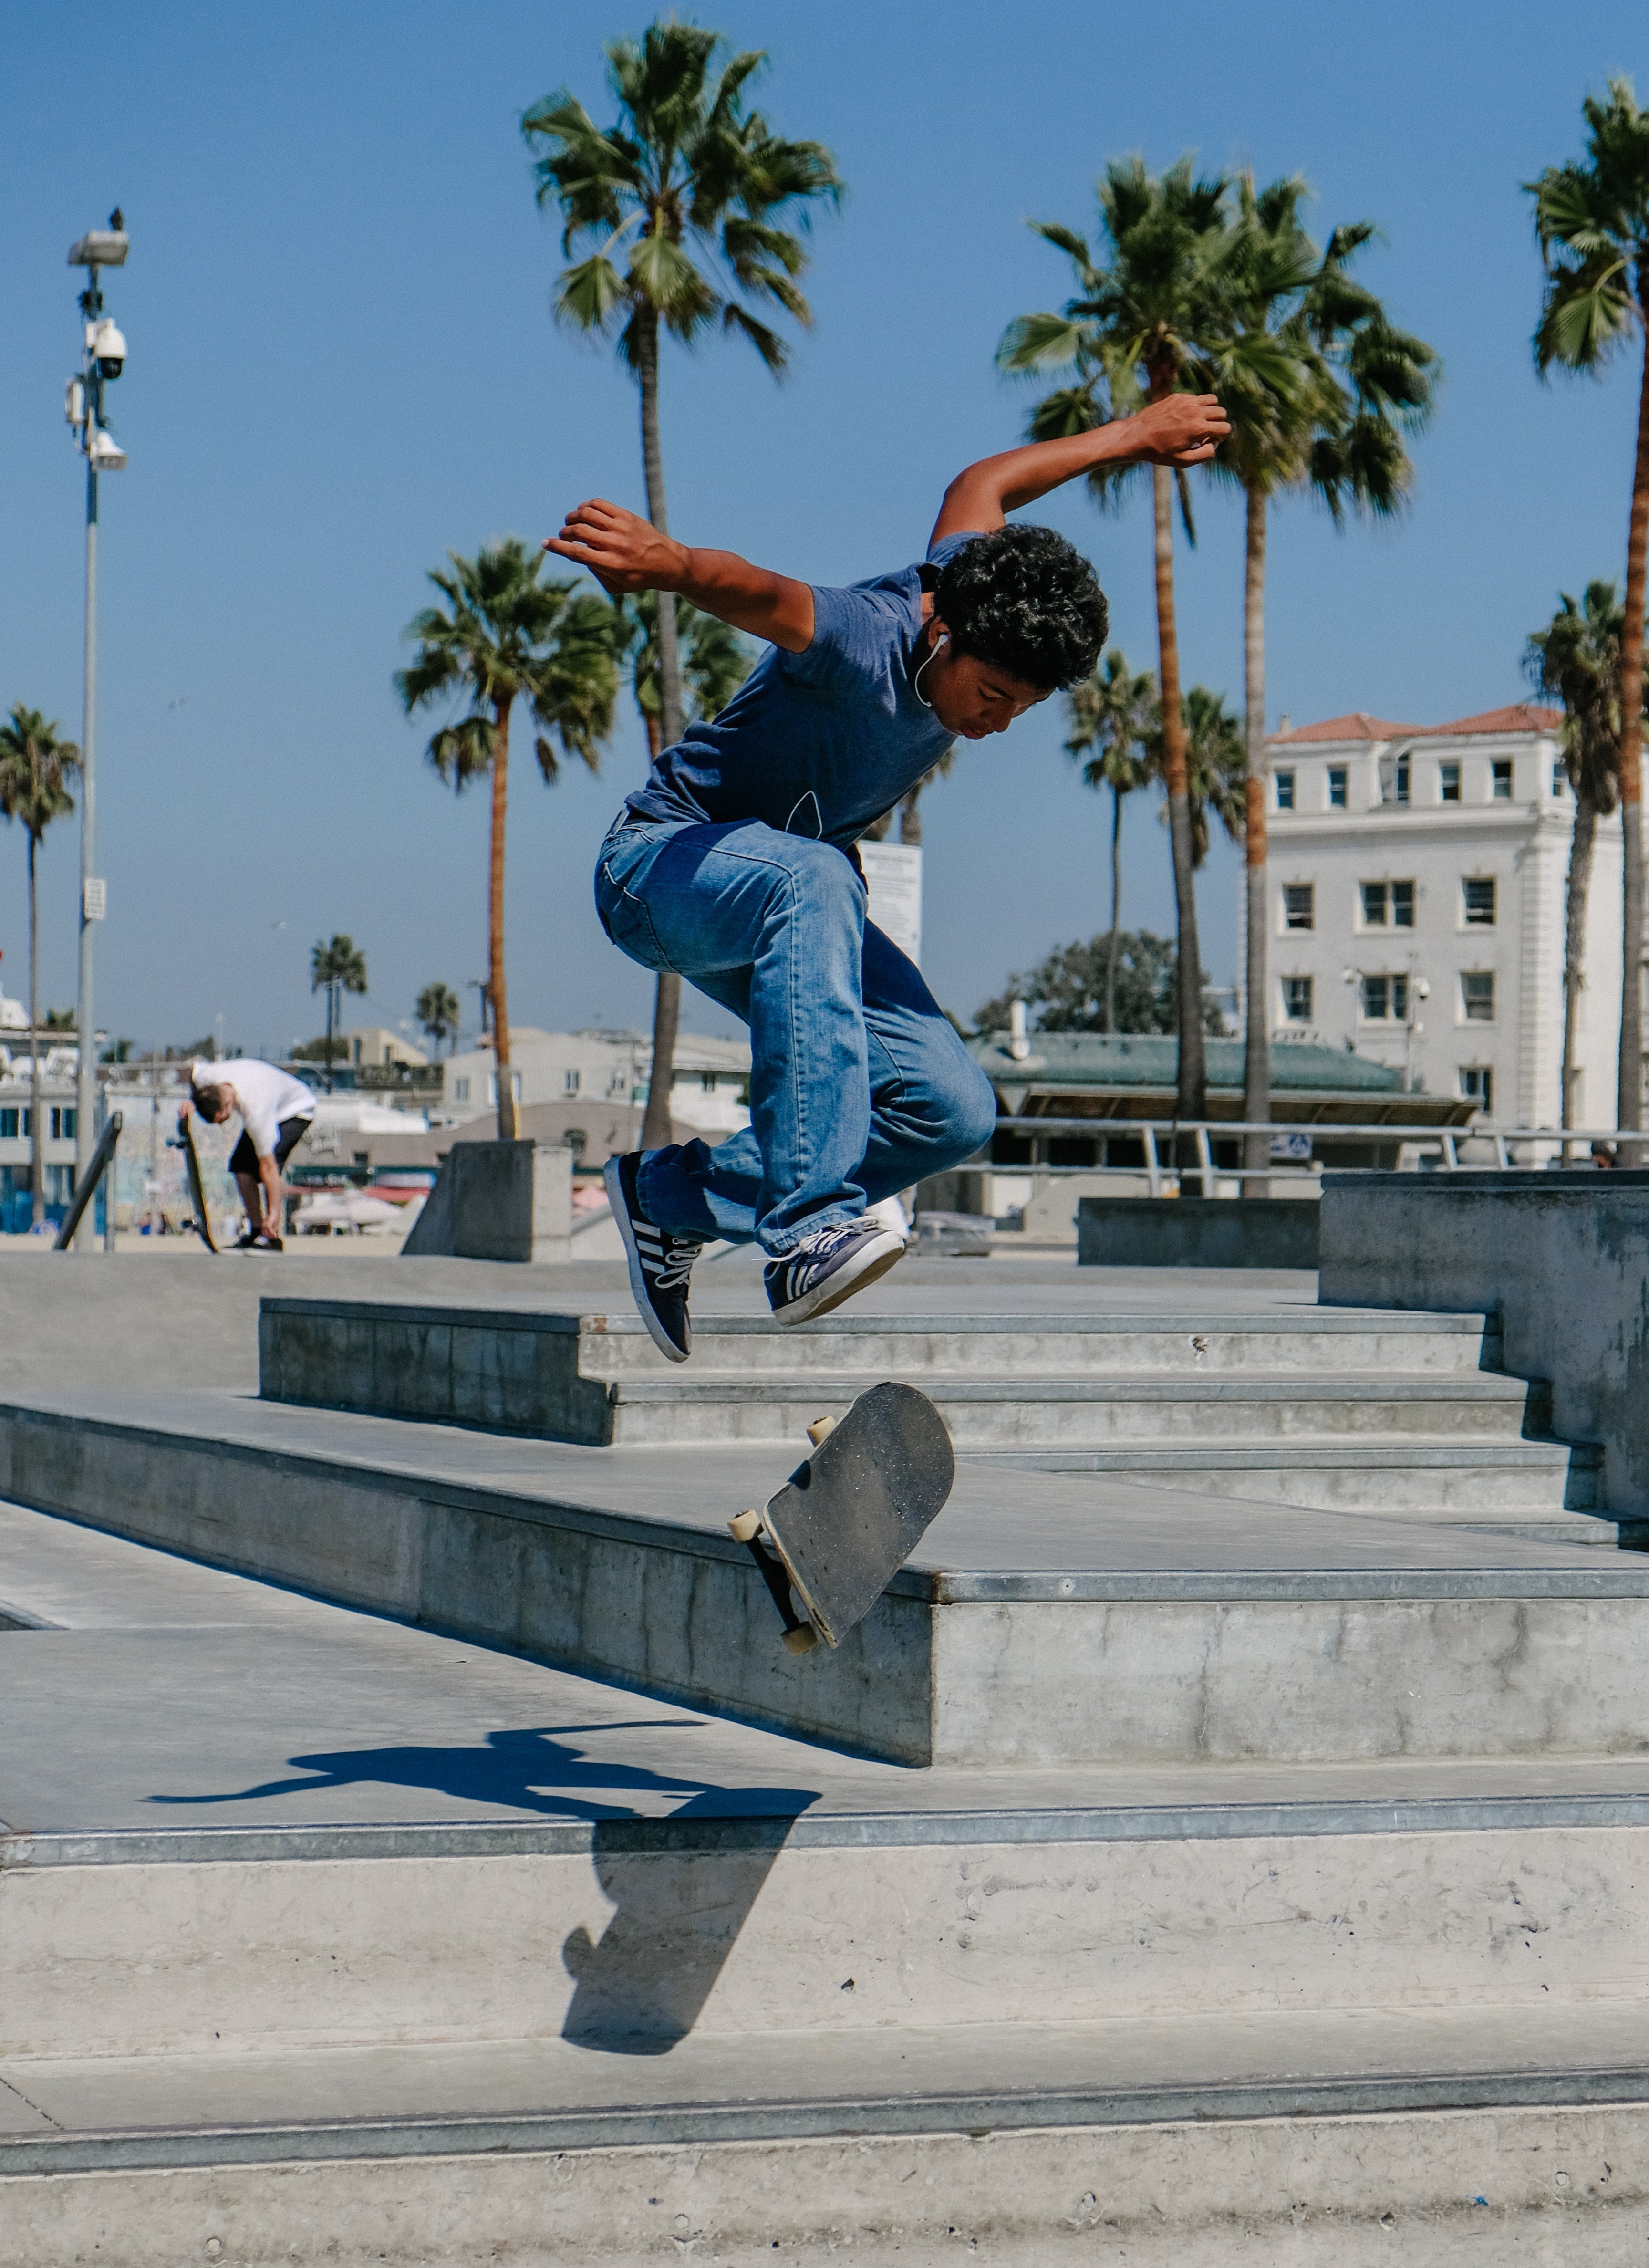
635, 307, 684, 1153
1562, 792, 1598, 1152
1617, 316, 1649, 1158
27, 832, 43, 1228
1151, 456, 1207, 1180
1241, 482, 1270, 1200
489, 695, 518, 1141
1105, 786, 1123, 1036
898, 784, 923, 845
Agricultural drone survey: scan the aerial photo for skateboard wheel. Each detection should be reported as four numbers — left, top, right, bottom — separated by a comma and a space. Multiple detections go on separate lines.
806, 1416, 837, 1447
782, 1623, 819, 1655
728, 1509, 762, 1543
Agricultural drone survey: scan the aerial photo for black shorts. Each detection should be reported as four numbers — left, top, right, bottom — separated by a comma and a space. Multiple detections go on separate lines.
228, 1116, 311, 1178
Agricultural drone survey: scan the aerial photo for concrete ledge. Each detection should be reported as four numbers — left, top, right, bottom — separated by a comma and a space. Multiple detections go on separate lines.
1079, 1197, 1320, 1269
401, 1141, 572, 1264
1321, 1172, 1649, 1521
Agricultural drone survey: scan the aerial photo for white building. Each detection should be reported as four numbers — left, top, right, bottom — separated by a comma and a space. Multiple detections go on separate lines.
438, 1026, 751, 1138
1251, 705, 1625, 1127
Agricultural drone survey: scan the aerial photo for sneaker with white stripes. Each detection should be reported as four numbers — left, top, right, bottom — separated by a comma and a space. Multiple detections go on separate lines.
764, 1215, 907, 1328
605, 1152, 702, 1363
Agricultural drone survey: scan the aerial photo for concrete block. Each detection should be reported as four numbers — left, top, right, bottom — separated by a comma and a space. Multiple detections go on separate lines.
401, 1141, 572, 1264
1320, 1172, 1649, 1520
1079, 1196, 1320, 1269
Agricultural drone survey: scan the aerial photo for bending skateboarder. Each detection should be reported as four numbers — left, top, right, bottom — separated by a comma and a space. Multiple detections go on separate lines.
548, 393, 1228, 1361
184, 1056, 318, 1252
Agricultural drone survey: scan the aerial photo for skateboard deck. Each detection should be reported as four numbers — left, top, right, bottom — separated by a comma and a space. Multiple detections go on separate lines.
175, 1116, 218, 1253
729, 1381, 954, 1654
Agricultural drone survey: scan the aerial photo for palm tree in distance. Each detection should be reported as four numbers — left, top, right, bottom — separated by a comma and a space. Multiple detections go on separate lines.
1063, 649, 1157, 1032
526, 20, 842, 1147
416, 982, 462, 1060
310, 935, 367, 1093
998, 156, 1235, 1138
617, 593, 751, 760
1150, 684, 1248, 874
1207, 174, 1440, 1190
1528, 81, 1649, 1149
0, 707, 80, 1226
860, 751, 955, 848
397, 539, 618, 1139
1526, 584, 1630, 1140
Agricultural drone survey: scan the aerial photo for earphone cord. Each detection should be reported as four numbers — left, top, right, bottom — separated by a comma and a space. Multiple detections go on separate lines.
913, 635, 945, 709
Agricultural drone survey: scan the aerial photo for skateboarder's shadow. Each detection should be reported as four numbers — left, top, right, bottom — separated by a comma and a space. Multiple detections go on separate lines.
148, 1724, 818, 2058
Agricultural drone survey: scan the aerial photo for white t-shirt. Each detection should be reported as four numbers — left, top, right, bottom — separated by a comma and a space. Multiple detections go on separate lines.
193, 1058, 316, 1160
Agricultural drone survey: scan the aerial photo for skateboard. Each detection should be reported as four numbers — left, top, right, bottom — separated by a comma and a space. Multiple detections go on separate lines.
168, 1114, 218, 1253
728, 1381, 954, 1654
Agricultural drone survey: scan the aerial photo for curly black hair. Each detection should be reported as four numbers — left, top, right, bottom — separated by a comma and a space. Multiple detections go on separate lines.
933, 524, 1108, 692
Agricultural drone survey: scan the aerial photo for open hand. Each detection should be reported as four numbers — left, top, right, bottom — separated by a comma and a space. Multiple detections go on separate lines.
1129, 393, 1230, 467
544, 499, 686, 595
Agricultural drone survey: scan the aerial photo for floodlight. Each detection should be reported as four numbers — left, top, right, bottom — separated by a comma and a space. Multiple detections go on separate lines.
68, 230, 128, 268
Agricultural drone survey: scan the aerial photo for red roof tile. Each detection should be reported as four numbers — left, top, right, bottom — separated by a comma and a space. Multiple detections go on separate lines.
1268, 712, 1419, 745
1268, 704, 1561, 746
1414, 704, 1561, 738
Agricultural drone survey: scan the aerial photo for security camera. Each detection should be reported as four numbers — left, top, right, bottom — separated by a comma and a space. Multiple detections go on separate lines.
91, 318, 126, 378
1415, 978, 1431, 1000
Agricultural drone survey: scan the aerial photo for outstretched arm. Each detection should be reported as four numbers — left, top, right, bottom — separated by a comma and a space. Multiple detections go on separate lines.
545, 500, 815, 653
930, 394, 1229, 544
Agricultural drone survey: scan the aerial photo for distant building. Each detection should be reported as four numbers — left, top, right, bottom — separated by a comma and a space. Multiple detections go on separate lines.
0, 1045, 82, 1225
344, 1025, 429, 1069
1252, 706, 1624, 1127
438, 1026, 750, 1139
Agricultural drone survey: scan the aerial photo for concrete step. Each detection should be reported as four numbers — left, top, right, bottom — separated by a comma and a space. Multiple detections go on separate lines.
5, 2007, 1649, 2266
13, 2023, 1649, 2268
981, 1438, 1606, 1521
258, 1297, 1508, 1449
1, 1392, 1640, 1767
601, 1368, 1546, 1448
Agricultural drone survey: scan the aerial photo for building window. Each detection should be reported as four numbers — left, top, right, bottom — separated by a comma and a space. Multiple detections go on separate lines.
0, 1109, 15, 1139
1460, 1067, 1493, 1112
1440, 763, 1461, 802
452, 1076, 470, 1102
1275, 770, 1295, 811
1282, 884, 1314, 930
1462, 972, 1495, 1022
49, 1107, 75, 1140
1462, 877, 1496, 926
1379, 755, 1410, 806
1553, 764, 1568, 797
1281, 975, 1313, 1022
608, 1070, 628, 1096
1492, 760, 1512, 800
701, 1071, 718, 1092
1327, 767, 1348, 809
1360, 973, 1409, 1021
1360, 880, 1415, 929
564, 1069, 581, 1095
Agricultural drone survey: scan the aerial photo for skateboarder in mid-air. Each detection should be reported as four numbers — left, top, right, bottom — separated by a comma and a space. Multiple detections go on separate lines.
548, 393, 1228, 1363
183, 1056, 317, 1251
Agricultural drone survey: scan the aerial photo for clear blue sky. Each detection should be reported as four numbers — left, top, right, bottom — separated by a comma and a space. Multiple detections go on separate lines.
2, 0, 1645, 1055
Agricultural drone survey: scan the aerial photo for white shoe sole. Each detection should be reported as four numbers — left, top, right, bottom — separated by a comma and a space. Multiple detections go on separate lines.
605, 1154, 691, 1363
769, 1226, 907, 1328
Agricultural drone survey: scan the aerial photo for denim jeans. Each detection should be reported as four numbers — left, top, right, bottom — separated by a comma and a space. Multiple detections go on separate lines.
594, 814, 998, 1254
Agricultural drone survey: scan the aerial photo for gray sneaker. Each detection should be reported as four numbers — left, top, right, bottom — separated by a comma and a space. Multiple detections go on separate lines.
765, 1217, 906, 1328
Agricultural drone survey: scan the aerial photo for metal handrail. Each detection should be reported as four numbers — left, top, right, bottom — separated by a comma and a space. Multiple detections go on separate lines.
53, 1109, 121, 1250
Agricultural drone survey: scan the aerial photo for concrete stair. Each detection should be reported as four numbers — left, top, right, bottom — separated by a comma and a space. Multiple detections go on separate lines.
260, 1296, 1607, 1534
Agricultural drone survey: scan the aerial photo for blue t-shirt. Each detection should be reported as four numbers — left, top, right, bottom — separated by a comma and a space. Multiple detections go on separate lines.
624, 531, 981, 850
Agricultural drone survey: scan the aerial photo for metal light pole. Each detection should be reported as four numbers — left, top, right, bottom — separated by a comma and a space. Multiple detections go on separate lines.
65, 214, 129, 1248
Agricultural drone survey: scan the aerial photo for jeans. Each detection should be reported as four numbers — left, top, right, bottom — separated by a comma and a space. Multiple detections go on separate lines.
594, 814, 998, 1255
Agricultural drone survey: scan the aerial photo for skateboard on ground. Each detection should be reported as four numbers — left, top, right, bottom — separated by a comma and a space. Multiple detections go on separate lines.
168, 1114, 218, 1253
729, 1381, 954, 1654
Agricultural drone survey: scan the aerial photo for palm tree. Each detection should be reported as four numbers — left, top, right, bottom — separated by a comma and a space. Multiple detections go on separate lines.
998, 156, 1234, 1129
310, 935, 367, 1091
0, 706, 79, 1227
1063, 649, 1157, 1031
1526, 584, 1631, 1140
416, 981, 462, 1059
860, 752, 956, 849
1528, 79, 1649, 1147
617, 592, 751, 760
396, 539, 618, 1139
1208, 176, 1440, 1191
525, 19, 841, 1146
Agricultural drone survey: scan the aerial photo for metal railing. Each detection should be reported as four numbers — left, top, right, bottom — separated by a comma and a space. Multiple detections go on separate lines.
53, 1109, 121, 1250
979, 1116, 1641, 1199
